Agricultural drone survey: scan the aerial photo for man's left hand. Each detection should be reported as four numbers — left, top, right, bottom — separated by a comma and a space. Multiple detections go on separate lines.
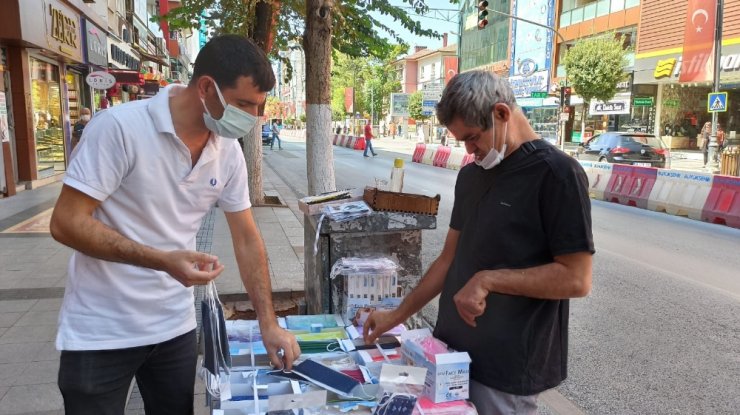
261, 324, 301, 371
453, 272, 490, 327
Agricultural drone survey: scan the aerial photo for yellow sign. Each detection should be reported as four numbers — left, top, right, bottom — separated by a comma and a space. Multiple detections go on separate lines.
654, 58, 676, 79
50, 4, 78, 49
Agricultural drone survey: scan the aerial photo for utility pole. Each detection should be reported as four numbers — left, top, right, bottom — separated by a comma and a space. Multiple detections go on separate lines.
708, 0, 724, 172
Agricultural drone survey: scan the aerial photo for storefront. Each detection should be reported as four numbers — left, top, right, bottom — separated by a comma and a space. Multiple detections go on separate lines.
634, 43, 740, 149
108, 39, 142, 106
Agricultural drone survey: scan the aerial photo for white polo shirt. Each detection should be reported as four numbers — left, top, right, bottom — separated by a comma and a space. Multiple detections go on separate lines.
56, 85, 251, 351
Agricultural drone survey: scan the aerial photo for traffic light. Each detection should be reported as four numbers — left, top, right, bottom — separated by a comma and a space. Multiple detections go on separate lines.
477, 1, 489, 30
560, 86, 572, 106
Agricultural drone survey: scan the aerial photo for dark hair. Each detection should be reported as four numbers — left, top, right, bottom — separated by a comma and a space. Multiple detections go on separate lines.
191, 34, 275, 92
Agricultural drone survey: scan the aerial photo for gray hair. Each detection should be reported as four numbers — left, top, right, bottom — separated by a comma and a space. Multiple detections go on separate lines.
436, 70, 517, 130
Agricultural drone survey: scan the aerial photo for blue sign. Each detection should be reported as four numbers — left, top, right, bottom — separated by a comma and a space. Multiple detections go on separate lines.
708, 92, 728, 112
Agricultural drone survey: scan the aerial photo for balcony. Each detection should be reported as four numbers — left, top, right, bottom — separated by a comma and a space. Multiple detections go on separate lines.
560, 0, 640, 28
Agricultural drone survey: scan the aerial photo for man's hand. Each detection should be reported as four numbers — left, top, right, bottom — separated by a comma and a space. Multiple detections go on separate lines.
261, 324, 301, 371
453, 272, 491, 327
363, 309, 400, 343
161, 250, 224, 287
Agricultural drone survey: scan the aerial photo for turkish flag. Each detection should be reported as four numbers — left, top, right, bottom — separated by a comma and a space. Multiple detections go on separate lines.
444, 57, 458, 84
679, 0, 718, 82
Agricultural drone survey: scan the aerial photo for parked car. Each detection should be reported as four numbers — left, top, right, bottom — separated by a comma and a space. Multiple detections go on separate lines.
578, 132, 670, 168
261, 123, 272, 145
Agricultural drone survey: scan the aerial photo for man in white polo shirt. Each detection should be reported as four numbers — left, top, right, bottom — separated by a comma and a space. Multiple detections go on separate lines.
50, 35, 299, 414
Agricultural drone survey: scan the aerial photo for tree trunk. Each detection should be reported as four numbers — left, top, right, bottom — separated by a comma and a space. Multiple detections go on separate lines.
304, 0, 336, 196
244, 122, 263, 206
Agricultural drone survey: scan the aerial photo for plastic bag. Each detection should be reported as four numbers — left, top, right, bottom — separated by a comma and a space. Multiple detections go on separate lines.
201, 280, 231, 398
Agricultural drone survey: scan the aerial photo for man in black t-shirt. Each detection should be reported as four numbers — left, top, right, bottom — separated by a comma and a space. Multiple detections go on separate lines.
364, 71, 594, 414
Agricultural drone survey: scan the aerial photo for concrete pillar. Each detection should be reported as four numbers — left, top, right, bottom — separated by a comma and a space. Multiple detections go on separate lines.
7, 46, 36, 182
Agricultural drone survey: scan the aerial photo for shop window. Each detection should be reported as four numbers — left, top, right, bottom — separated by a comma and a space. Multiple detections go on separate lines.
30, 57, 65, 176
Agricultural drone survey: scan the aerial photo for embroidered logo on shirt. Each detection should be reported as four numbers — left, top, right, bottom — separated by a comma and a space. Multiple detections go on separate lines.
209, 178, 217, 187
500, 202, 511, 207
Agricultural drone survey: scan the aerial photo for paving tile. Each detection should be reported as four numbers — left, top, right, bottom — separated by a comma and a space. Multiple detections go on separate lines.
0, 325, 57, 344
14, 311, 59, 327
0, 387, 7, 402
33, 342, 60, 362
0, 342, 46, 364
0, 313, 23, 328
282, 227, 304, 238
13, 360, 59, 386
0, 383, 63, 414
288, 236, 304, 247
30, 299, 63, 313
0, 363, 27, 386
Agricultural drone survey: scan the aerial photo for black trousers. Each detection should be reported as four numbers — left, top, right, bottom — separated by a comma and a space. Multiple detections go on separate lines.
58, 329, 197, 415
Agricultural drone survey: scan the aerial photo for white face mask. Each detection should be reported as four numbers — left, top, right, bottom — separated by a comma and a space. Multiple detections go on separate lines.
80, 114, 91, 122
201, 79, 258, 139
475, 114, 508, 170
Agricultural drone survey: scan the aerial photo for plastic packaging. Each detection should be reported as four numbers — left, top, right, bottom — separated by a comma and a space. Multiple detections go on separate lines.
390, 158, 405, 193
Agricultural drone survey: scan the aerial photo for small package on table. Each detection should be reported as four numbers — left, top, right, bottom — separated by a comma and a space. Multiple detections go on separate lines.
400, 328, 471, 404
329, 257, 404, 325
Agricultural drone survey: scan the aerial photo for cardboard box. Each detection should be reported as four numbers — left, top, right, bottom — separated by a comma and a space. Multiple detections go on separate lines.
400, 328, 471, 404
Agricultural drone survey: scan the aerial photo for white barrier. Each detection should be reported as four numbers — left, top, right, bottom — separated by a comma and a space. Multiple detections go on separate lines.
446, 149, 467, 170
421, 145, 439, 166
579, 161, 613, 201
648, 170, 714, 220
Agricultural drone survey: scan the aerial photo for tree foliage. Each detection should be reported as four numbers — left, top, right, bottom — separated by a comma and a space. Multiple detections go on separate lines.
563, 34, 629, 106
264, 96, 282, 118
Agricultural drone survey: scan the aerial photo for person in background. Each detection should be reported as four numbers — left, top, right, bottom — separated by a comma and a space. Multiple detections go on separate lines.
364, 70, 593, 414
363, 119, 378, 157
50, 34, 299, 415
389, 121, 396, 139
700, 121, 711, 166
71, 107, 91, 151
270, 120, 282, 150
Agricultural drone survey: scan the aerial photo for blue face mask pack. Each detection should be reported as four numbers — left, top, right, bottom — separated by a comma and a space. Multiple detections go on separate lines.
201, 79, 258, 139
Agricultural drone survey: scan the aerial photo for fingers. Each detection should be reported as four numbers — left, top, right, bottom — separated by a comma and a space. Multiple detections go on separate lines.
282, 340, 301, 371
267, 348, 283, 371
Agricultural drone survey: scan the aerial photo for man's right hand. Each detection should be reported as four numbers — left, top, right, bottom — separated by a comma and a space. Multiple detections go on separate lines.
363, 309, 401, 343
162, 250, 224, 287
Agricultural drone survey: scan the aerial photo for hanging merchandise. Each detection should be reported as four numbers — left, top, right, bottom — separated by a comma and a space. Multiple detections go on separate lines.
201, 280, 232, 399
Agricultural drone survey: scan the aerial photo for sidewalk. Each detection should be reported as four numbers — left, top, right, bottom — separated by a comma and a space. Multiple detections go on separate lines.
0, 160, 307, 414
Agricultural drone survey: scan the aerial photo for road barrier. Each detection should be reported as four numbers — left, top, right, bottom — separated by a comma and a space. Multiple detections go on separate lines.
446, 149, 466, 170
332, 134, 339, 145
461, 153, 475, 168
432, 146, 452, 168
701, 175, 740, 228
648, 170, 713, 219
412, 144, 426, 163
421, 145, 438, 166
354, 137, 366, 150
603, 165, 658, 209
579, 161, 613, 200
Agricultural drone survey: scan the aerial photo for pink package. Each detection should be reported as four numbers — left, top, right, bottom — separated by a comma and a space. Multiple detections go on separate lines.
413, 397, 477, 415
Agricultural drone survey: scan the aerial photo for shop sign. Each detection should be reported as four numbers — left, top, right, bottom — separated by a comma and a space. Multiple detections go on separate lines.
110, 43, 140, 71
390, 93, 410, 117
508, 70, 550, 98
633, 97, 654, 107
664, 99, 680, 108
653, 54, 740, 80
589, 98, 631, 115
44, 0, 82, 61
84, 20, 108, 67
86, 71, 116, 90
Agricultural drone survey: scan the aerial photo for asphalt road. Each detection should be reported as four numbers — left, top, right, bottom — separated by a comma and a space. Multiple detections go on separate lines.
265, 142, 740, 414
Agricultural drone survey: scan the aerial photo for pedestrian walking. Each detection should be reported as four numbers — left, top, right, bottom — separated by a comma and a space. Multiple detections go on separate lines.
271, 120, 282, 150
363, 119, 377, 157
700, 121, 711, 166
390, 121, 396, 139
50, 34, 299, 415
71, 107, 91, 151
364, 70, 594, 415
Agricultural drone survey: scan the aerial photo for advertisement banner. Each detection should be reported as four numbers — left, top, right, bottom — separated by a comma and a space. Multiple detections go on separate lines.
510, 0, 554, 78
390, 93, 410, 117
507, 70, 549, 99
679, 0, 717, 82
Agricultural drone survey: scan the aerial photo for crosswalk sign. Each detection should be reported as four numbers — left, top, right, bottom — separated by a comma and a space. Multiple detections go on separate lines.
708, 92, 728, 112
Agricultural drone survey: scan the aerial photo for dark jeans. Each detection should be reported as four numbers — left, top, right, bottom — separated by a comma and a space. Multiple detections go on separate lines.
271, 133, 281, 149
58, 329, 197, 415
363, 138, 377, 156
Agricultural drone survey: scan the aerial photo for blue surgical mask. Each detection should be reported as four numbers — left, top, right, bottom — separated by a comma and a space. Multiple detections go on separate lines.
201, 80, 258, 139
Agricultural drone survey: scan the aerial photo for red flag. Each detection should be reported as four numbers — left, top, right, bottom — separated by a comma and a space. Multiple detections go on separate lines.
679, 0, 718, 82
444, 57, 458, 84
344, 87, 354, 113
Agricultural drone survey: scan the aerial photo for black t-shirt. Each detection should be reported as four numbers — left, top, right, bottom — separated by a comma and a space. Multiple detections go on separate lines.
433, 139, 594, 396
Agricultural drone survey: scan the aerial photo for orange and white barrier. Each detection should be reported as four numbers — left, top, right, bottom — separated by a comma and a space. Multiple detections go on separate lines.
433, 146, 452, 168
578, 161, 614, 201
648, 170, 713, 219
701, 175, 740, 228
421, 145, 438, 166
412, 143, 427, 163
446, 149, 467, 170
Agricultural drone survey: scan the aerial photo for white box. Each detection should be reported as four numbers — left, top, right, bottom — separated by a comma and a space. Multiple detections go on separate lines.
400, 328, 471, 404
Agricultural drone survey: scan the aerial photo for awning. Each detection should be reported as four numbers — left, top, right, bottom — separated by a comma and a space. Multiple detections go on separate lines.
137, 49, 169, 66
109, 70, 143, 84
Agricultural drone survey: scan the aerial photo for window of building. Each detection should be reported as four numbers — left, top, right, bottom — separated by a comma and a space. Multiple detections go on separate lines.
420, 65, 426, 80
431, 63, 436, 80
460, 0, 511, 72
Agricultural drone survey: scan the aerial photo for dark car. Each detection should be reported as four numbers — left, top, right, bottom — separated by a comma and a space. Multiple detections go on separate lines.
261, 123, 272, 145
578, 132, 670, 168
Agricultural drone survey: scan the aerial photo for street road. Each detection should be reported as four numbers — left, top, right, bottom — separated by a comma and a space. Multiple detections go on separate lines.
265, 141, 740, 414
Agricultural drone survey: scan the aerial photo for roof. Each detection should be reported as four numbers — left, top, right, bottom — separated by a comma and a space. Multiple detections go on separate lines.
394, 44, 458, 65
